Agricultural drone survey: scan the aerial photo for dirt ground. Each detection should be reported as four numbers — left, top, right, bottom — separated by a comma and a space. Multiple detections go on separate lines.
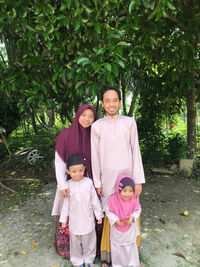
0, 167, 200, 267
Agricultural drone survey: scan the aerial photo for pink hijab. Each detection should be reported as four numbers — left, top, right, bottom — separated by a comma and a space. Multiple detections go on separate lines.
55, 104, 96, 179
108, 174, 141, 232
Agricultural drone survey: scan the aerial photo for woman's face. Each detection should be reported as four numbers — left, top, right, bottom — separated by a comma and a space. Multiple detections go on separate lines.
79, 108, 95, 128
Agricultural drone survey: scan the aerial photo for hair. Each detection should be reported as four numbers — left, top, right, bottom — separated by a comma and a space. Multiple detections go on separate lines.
67, 154, 85, 169
119, 177, 135, 192
101, 86, 122, 101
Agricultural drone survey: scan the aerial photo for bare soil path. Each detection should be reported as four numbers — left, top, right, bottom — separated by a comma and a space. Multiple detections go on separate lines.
0, 169, 200, 267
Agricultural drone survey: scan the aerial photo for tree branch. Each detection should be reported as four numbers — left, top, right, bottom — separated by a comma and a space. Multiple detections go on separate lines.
0, 181, 19, 194
166, 15, 187, 32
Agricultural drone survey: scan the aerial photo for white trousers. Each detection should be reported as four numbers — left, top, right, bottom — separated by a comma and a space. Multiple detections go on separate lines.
70, 229, 96, 266
111, 241, 140, 267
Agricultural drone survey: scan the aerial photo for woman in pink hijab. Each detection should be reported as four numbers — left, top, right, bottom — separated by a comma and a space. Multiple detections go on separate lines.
105, 175, 141, 267
51, 104, 97, 259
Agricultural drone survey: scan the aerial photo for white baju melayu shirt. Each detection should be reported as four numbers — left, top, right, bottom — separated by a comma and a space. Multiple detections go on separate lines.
91, 115, 145, 209
59, 177, 104, 235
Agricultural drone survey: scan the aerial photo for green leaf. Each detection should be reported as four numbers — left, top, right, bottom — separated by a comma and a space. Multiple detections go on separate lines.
75, 8, 84, 16
115, 58, 125, 68
94, 22, 101, 34
60, 3, 68, 11
166, 0, 176, 10
129, 0, 141, 13
52, 72, 59, 82
77, 57, 90, 65
47, 4, 55, 14
129, 1, 136, 13
93, 63, 101, 73
48, 24, 54, 34
103, 62, 111, 72
75, 81, 86, 89
111, 62, 119, 77
74, 20, 81, 31
135, 57, 140, 67
117, 41, 130, 47
90, 82, 97, 96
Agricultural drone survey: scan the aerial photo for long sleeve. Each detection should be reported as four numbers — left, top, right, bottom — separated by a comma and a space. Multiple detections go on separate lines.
55, 151, 68, 190
131, 118, 145, 184
91, 184, 104, 220
130, 208, 142, 222
105, 205, 119, 226
91, 124, 102, 188
59, 197, 69, 223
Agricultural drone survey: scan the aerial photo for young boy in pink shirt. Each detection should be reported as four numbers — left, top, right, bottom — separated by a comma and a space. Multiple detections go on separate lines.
59, 154, 103, 267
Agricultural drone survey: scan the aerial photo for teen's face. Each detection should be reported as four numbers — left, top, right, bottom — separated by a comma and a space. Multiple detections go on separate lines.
66, 164, 85, 181
79, 108, 94, 128
120, 185, 134, 200
101, 90, 121, 117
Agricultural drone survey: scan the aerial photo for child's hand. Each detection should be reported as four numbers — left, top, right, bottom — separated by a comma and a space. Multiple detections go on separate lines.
97, 219, 102, 224
127, 217, 134, 224
62, 222, 67, 228
116, 220, 124, 226
60, 188, 70, 198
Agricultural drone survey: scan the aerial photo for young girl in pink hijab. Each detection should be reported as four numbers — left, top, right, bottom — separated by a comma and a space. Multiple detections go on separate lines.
105, 174, 141, 267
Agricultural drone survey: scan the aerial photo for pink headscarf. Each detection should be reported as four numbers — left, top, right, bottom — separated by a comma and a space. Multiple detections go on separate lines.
108, 174, 141, 232
55, 104, 96, 179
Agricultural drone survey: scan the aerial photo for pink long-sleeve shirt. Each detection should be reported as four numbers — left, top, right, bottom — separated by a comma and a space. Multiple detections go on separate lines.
91, 115, 145, 209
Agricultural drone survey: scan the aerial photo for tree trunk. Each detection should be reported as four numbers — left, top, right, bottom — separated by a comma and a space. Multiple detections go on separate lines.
31, 112, 38, 134
47, 109, 55, 127
128, 96, 136, 117
186, 81, 196, 159
121, 79, 127, 116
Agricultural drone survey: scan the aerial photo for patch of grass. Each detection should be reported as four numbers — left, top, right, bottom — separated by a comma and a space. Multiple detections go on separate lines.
139, 251, 151, 266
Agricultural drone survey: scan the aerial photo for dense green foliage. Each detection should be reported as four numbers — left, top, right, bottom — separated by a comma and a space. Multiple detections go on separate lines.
0, 0, 200, 158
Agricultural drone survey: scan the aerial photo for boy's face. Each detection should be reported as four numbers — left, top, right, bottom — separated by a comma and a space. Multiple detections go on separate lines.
120, 185, 134, 200
66, 164, 85, 181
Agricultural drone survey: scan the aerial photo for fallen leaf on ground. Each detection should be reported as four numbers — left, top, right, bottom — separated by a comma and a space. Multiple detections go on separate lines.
20, 250, 27, 255
173, 252, 186, 259
159, 218, 166, 224
30, 213, 35, 216
28, 233, 34, 236
0, 224, 4, 229
32, 241, 36, 248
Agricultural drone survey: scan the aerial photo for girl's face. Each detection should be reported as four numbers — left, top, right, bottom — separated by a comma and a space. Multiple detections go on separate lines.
120, 185, 134, 200
79, 108, 94, 128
